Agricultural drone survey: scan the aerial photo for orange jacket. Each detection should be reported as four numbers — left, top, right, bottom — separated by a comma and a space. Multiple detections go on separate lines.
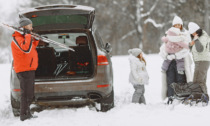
11, 31, 39, 73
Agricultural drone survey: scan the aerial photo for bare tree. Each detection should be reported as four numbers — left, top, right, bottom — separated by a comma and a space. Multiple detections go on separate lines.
1, 0, 210, 63
204, 0, 209, 33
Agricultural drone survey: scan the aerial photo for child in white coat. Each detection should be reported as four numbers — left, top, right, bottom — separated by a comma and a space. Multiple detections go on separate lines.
128, 48, 149, 104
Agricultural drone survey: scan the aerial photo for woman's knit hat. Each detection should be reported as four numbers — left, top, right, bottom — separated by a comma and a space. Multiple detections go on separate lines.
19, 17, 32, 27
172, 16, 183, 26
188, 22, 200, 34
128, 48, 142, 57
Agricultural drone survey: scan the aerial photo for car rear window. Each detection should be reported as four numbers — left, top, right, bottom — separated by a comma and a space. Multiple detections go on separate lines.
40, 33, 88, 49
31, 15, 88, 27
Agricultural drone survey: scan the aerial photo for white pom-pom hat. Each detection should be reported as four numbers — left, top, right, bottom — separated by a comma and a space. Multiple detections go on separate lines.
128, 48, 142, 57
188, 22, 200, 34
172, 16, 183, 26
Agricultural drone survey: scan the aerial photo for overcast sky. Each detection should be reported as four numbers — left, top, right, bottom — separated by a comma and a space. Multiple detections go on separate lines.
0, 0, 31, 24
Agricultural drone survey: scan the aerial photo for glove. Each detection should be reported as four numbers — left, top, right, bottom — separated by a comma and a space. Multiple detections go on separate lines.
161, 36, 168, 43
23, 28, 31, 35
193, 35, 198, 41
167, 54, 175, 60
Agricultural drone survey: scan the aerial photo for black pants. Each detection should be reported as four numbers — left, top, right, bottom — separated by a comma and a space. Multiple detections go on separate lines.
17, 71, 35, 117
166, 60, 186, 97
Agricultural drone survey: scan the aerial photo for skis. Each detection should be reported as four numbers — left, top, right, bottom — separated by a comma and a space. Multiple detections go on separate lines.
0, 22, 75, 52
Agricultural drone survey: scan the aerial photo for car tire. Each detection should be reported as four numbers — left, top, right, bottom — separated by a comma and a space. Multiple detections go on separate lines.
11, 93, 20, 117
100, 89, 114, 112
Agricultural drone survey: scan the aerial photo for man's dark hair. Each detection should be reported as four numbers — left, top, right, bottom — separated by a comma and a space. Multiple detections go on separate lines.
191, 28, 203, 39
196, 29, 203, 37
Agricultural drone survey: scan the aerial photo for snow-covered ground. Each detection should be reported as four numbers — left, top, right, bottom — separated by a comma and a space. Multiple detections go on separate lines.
0, 54, 210, 126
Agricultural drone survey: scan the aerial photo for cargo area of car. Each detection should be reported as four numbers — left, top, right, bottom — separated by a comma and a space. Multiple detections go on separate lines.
35, 32, 94, 81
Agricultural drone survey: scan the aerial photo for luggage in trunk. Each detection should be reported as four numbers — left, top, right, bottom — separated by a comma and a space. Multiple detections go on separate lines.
35, 35, 94, 80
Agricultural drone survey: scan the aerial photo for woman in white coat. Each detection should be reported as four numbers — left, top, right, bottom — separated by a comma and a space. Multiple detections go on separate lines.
128, 48, 149, 104
159, 16, 193, 104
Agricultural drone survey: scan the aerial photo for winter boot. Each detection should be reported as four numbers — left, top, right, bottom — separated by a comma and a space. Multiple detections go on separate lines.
167, 96, 174, 104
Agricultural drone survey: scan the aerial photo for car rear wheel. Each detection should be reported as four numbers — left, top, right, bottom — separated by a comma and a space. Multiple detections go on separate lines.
100, 89, 114, 112
11, 93, 20, 117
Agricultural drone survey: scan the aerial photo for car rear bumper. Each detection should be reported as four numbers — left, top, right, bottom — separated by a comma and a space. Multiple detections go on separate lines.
34, 97, 96, 106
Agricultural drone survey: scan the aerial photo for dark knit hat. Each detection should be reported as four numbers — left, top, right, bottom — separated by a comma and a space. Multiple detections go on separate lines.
19, 18, 32, 27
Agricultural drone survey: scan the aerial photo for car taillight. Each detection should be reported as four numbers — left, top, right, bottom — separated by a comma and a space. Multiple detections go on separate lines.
97, 55, 109, 66
97, 84, 110, 88
13, 89, 20, 92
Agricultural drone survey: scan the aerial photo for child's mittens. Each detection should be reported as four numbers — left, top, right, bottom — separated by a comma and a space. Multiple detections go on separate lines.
161, 36, 168, 43
137, 77, 143, 84
167, 54, 175, 60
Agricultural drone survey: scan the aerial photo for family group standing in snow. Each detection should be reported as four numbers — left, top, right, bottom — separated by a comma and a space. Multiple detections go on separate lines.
128, 16, 210, 104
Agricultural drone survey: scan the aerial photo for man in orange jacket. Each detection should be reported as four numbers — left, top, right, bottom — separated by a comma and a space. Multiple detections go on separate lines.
11, 17, 39, 121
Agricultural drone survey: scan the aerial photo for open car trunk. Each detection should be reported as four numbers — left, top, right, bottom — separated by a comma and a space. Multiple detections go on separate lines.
18, 5, 96, 81
35, 32, 94, 81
